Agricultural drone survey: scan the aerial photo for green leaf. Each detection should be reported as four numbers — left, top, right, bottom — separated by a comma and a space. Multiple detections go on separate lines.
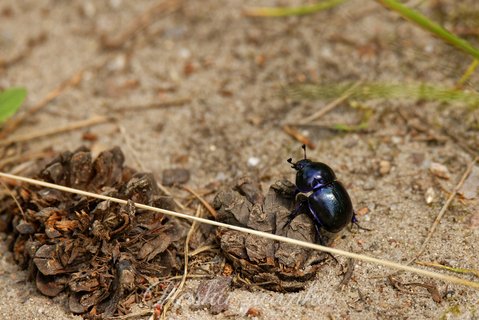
0, 87, 27, 123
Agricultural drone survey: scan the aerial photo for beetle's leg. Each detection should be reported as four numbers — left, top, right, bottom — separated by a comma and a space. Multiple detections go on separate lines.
350, 211, 373, 231
352, 211, 358, 224
304, 200, 328, 244
312, 221, 327, 245
293, 187, 301, 197
306, 202, 339, 262
282, 199, 307, 230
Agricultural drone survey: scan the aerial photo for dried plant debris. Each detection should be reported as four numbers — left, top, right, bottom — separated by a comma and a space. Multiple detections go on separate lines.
0, 147, 182, 318
213, 178, 330, 292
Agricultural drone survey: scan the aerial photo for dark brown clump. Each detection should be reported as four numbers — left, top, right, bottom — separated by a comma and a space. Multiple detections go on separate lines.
213, 178, 330, 292
0, 147, 181, 317
161, 168, 190, 187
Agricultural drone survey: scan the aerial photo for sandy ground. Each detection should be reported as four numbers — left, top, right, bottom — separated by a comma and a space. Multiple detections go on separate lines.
1, 0, 479, 319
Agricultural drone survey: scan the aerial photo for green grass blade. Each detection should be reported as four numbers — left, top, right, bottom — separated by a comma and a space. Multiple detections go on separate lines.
285, 82, 479, 109
417, 261, 479, 278
0, 87, 27, 123
456, 59, 479, 88
244, 0, 347, 17
331, 122, 369, 132
376, 0, 479, 60
330, 101, 373, 132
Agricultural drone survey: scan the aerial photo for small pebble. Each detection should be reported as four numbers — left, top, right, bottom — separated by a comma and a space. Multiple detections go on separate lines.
107, 54, 127, 72
356, 207, 369, 216
246, 307, 261, 317
429, 162, 450, 179
469, 212, 479, 229
247, 157, 260, 167
81, 2, 95, 18
82, 131, 98, 142
391, 136, 402, 144
379, 160, 391, 175
178, 48, 191, 59
424, 187, 436, 204
215, 172, 226, 181
425, 44, 435, 53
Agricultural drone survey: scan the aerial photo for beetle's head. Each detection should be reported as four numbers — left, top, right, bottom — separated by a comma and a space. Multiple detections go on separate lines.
287, 144, 311, 171
287, 158, 312, 171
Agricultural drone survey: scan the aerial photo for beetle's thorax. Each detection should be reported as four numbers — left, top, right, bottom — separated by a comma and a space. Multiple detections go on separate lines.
295, 160, 337, 193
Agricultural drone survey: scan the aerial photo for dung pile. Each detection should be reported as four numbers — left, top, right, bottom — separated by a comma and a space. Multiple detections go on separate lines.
213, 178, 329, 292
0, 147, 181, 317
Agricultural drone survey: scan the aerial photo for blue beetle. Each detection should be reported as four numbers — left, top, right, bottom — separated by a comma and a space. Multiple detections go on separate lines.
284, 145, 357, 244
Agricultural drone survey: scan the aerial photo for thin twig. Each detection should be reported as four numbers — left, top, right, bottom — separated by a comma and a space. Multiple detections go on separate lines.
183, 188, 217, 207
0, 115, 110, 147
388, 276, 412, 294
403, 282, 442, 303
337, 257, 355, 290
189, 245, 219, 257
159, 274, 212, 282
282, 125, 316, 149
182, 185, 218, 219
0, 179, 26, 219
0, 172, 479, 289
413, 156, 478, 261
160, 206, 201, 319
298, 80, 364, 124
101, 0, 183, 50
113, 98, 191, 113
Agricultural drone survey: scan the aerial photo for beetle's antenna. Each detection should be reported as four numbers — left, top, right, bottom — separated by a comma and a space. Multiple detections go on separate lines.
302, 144, 307, 159
287, 158, 296, 168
